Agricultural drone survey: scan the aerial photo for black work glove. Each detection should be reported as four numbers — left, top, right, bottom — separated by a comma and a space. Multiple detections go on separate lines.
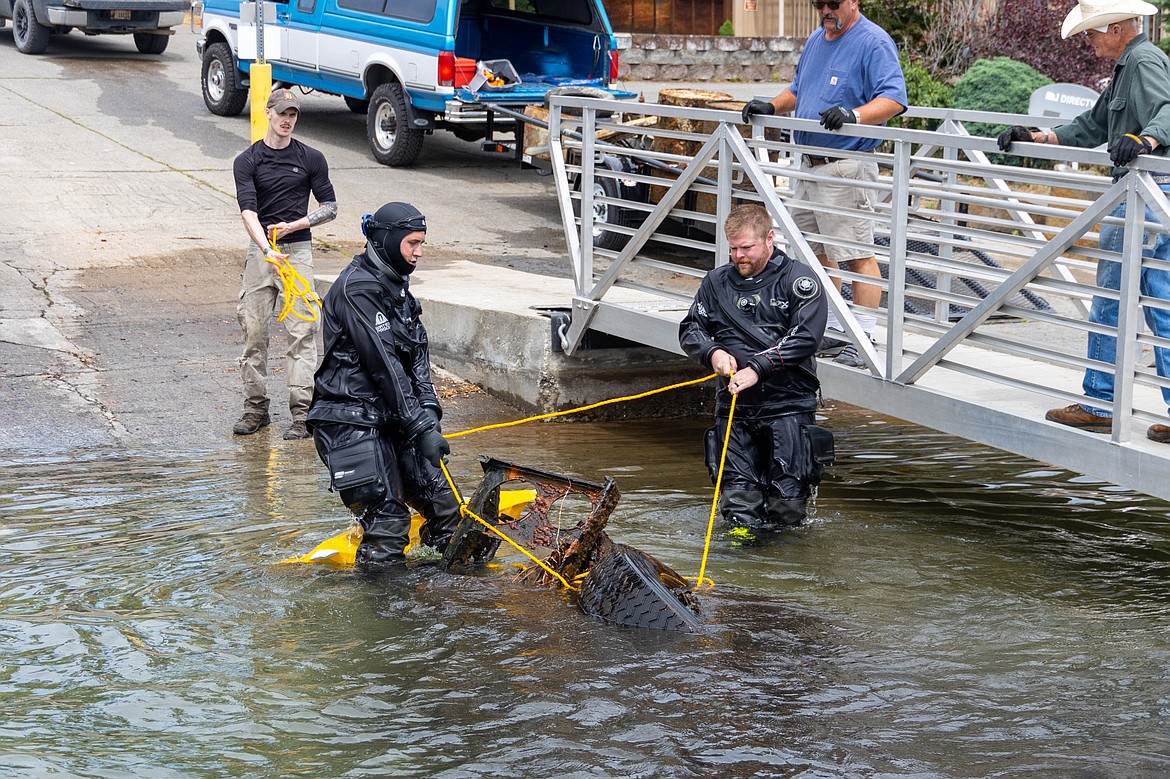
417, 428, 450, 468
996, 125, 1037, 152
741, 99, 775, 124
423, 407, 442, 434
818, 106, 857, 131
1109, 133, 1153, 167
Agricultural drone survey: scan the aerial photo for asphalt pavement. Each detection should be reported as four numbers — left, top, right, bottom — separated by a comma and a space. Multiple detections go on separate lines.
0, 24, 770, 454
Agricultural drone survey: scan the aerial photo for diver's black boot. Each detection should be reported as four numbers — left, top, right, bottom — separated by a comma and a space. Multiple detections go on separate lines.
765, 496, 808, 529
719, 488, 769, 544
355, 516, 410, 570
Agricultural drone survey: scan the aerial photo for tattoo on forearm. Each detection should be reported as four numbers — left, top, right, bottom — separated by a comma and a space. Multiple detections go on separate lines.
307, 201, 338, 227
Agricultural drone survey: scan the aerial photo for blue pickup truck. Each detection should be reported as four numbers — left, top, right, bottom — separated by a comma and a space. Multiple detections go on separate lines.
197, 0, 634, 166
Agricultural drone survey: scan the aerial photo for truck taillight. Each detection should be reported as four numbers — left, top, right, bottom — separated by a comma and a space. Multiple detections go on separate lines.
438, 51, 455, 87
609, 49, 619, 82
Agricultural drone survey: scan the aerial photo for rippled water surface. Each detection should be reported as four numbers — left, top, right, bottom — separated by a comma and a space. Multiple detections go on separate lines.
3, 406, 1170, 778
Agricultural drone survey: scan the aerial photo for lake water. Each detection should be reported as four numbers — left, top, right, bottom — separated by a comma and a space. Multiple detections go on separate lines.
2, 404, 1168, 778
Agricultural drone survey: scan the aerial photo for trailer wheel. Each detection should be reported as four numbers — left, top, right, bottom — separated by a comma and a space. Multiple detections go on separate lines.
134, 32, 169, 54
344, 96, 370, 114
577, 542, 702, 633
574, 175, 628, 252
367, 82, 424, 167
202, 42, 247, 116
13, 0, 50, 55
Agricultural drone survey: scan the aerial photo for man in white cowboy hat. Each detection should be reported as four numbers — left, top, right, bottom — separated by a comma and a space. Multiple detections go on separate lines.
998, 0, 1170, 445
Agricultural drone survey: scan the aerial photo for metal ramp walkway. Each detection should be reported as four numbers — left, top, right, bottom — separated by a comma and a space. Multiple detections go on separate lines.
540, 95, 1170, 502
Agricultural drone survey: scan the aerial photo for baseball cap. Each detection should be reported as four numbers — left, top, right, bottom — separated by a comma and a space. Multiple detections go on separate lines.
267, 89, 300, 113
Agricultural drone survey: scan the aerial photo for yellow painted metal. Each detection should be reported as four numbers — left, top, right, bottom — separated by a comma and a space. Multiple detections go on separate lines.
280, 488, 537, 568
249, 62, 272, 143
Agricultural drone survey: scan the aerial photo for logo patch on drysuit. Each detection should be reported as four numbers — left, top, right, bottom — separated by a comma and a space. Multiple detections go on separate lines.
374, 311, 392, 333
793, 276, 818, 300
737, 294, 761, 314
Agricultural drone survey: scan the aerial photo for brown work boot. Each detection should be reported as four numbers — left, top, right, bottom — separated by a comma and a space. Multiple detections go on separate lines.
283, 420, 310, 440
1044, 404, 1111, 431
1148, 424, 1170, 443
233, 409, 271, 435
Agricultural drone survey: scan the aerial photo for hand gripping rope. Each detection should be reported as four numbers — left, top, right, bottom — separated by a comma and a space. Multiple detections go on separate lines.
266, 230, 322, 322
439, 372, 731, 591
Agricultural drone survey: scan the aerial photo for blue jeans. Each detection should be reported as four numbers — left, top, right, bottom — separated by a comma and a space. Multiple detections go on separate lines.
1082, 189, 1170, 417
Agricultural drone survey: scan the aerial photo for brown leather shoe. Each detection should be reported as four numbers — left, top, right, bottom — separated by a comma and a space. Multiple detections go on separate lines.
1148, 424, 1170, 443
283, 420, 310, 440
1044, 404, 1112, 431
233, 410, 271, 435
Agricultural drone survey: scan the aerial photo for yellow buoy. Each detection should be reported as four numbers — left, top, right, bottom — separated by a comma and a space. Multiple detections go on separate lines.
279, 488, 537, 568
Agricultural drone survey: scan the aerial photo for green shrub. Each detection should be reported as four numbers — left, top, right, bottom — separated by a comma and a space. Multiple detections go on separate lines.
718, 19, 734, 36
890, 55, 953, 131
953, 57, 1052, 141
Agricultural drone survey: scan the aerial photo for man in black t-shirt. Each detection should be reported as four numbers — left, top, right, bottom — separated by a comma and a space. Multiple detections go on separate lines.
232, 89, 337, 440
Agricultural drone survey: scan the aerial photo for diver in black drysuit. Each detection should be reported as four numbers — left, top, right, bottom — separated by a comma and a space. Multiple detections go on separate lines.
679, 237, 831, 534
307, 202, 460, 566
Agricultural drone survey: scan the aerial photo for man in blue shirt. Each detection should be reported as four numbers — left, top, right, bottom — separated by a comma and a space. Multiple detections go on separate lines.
742, 0, 907, 368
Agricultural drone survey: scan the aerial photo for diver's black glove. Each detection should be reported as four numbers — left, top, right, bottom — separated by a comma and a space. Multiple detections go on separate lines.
997, 125, 1037, 152
1109, 133, 1153, 167
417, 428, 450, 468
741, 99, 775, 124
818, 106, 857, 131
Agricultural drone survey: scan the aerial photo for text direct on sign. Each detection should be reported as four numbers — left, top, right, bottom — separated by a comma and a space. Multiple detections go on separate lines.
1028, 83, 1101, 122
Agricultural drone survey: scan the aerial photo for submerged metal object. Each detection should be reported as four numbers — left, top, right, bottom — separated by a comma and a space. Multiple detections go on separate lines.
441, 456, 703, 633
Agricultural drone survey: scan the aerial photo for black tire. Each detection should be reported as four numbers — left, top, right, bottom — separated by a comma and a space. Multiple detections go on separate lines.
12, 0, 50, 55
201, 41, 247, 117
366, 82, 424, 167
576, 542, 703, 633
344, 95, 370, 114
573, 175, 628, 252
134, 32, 169, 55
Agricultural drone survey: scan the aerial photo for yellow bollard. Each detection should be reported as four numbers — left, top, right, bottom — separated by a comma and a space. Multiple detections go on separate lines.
249, 62, 272, 143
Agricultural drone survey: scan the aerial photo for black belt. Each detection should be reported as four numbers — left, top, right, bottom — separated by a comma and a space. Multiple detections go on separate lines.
804, 149, 872, 167
804, 154, 836, 167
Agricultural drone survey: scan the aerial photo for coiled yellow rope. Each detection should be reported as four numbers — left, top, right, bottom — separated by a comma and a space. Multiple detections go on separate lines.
265, 231, 322, 323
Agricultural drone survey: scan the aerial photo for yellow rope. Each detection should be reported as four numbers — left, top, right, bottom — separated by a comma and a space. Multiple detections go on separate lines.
447, 373, 717, 438
443, 371, 727, 591
691, 375, 736, 590
265, 230, 322, 323
439, 460, 577, 591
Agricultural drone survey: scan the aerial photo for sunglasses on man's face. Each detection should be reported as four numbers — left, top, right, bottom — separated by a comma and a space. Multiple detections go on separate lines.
812, 0, 842, 8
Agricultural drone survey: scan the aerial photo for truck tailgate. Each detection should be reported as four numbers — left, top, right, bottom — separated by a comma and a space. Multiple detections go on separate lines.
456, 83, 636, 105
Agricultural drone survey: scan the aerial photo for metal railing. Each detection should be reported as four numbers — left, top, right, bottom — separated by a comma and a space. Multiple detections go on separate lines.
546, 95, 1170, 448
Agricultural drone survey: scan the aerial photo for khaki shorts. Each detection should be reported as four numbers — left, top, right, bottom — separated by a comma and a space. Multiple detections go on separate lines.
790, 156, 880, 264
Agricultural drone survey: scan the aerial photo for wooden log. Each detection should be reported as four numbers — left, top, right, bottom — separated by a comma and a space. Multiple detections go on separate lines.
522, 105, 551, 160
649, 90, 743, 211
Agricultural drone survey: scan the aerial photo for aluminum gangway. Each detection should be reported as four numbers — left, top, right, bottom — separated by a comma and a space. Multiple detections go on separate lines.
542, 95, 1170, 502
